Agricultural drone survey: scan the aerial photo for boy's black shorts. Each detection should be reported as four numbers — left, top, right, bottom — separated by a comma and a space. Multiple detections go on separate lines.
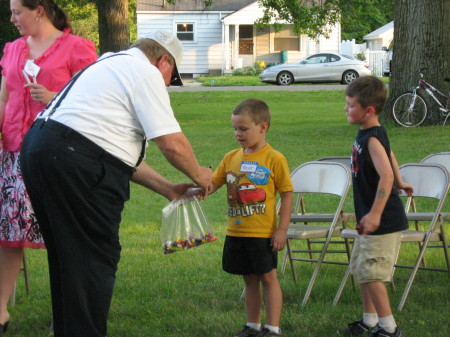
222, 236, 277, 276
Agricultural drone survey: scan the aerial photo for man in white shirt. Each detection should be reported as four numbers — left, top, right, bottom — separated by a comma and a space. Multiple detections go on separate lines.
20, 30, 212, 337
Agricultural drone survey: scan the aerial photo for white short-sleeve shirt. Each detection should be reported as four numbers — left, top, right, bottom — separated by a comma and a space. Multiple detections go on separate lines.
40, 48, 181, 167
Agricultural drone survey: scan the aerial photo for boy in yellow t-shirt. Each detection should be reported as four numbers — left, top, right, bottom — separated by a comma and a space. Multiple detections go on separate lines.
208, 99, 293, 337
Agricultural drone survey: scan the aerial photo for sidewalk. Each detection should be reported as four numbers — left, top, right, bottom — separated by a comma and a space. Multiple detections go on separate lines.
168, 80, 347, 92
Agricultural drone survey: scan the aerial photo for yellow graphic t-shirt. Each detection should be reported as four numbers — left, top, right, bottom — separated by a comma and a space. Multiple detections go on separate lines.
212, 144, 293, 238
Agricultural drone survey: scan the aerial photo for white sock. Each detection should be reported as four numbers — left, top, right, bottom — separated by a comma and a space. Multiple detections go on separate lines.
378, 315, 397, 333
246, 322, 261, 330
264, 324, 280, 334
363, 313, 378, 327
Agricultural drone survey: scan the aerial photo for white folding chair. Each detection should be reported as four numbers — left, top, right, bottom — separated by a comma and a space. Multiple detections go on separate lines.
420, 151, 450, 171
334, 163, 450, 311
396, 163, 450, 310
281, 161, 352, 307
316, 156, 351, 169
420, 151, 450, 248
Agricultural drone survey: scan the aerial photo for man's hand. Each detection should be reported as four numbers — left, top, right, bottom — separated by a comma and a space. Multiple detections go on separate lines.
194, 166, 213, 191
168, 183, 198, 201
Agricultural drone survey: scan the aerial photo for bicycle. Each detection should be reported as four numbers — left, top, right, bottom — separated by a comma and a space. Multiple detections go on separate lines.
392, 68, 450, 127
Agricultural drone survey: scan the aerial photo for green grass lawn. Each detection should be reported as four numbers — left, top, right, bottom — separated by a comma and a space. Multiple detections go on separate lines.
10, 90, 449, 337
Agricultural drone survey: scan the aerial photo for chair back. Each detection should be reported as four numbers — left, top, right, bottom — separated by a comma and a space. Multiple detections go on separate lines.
290, 161, 351, 197
420, 152, 450, 172
316, 156, 351, 169
399, 163, 450, 216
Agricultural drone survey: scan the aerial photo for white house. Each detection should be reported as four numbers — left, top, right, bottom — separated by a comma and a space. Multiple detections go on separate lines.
363, 21, 393, 51
137, 0, 341, 78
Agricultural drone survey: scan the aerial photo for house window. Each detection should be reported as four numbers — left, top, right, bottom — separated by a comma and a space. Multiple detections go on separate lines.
176, 23, 195, 42
274, 27, 301, 51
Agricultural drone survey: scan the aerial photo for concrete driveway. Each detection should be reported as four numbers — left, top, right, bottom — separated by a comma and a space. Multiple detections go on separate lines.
168, 81, 347, 92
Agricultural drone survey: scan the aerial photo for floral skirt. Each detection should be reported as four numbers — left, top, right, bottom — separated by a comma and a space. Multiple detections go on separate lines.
0, 150, 45, 249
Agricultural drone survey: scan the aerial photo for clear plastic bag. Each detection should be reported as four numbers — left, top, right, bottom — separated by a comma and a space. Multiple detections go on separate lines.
161, 195, 218, 254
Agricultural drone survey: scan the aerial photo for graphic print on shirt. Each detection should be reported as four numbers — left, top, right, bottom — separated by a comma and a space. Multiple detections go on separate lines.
351, 140, 361, 178
226, 162, 270, 220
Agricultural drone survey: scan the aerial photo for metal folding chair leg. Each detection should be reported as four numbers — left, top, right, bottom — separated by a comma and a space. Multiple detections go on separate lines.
397, 228, 450, 311
300, 240, 329, 307
23, 253, 30, 295
333, 263, 352, 306
9, 283, 16, 307
8, 251, 30, 307
281, 245, 289, 274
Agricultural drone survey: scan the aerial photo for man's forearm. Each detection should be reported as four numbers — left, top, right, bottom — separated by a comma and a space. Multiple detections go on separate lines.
153, 132, 204, 184
131, 162, 174, 199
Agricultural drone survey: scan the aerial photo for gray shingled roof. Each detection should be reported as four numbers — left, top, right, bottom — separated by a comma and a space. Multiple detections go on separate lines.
137, 0, 257, 12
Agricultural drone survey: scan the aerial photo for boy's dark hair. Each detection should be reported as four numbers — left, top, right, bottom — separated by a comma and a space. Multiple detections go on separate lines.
232, 99, 271, 129
345, 76, 387, 114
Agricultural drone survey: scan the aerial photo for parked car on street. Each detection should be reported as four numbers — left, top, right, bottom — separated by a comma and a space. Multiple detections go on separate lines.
382, 40, 394, 77
258, 53, 371, 85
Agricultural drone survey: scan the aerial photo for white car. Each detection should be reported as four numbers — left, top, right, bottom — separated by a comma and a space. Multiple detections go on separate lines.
382, 41, 393, 77
259, 53, 371, 85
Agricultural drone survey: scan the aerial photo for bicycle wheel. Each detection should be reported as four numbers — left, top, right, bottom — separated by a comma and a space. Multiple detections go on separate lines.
392, 92, 428, 127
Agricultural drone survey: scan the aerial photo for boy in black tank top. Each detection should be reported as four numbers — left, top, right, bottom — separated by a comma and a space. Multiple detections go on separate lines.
338, 76, 413, 337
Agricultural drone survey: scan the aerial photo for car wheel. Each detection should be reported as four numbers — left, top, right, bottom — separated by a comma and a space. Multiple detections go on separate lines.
342, 70, 358, 84
276, 71, 294, 86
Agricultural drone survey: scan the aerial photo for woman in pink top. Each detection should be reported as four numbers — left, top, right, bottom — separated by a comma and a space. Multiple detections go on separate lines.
0, 0, 97, 332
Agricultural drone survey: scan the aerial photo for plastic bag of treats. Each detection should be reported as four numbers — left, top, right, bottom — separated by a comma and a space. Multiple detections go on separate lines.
161, 194, 218, 254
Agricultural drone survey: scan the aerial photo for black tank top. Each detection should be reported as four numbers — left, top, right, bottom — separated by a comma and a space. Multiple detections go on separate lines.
351, 126, 408, 235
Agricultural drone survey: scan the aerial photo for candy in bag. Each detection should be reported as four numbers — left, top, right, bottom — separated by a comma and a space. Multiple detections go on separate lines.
161, 196, 218, 254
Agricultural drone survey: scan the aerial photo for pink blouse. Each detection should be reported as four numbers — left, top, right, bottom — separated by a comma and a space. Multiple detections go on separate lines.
0, 29, 97, 151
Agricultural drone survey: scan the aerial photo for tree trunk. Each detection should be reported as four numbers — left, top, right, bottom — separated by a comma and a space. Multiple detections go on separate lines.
384, 0, 450, 125
95, 0, 130, 54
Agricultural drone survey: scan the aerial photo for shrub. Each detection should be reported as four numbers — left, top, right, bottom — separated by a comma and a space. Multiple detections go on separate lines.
355, 52, 366, 61
232, 66, 262, 76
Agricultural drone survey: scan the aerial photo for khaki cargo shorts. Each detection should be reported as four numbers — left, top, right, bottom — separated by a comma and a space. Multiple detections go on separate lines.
349, 231, 402, 283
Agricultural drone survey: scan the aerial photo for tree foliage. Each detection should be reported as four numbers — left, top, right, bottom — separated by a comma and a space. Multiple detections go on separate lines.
256, 0, 393, 42
256, 0, 340, 38
339, 0, 393, 43
60, 0, 99, 48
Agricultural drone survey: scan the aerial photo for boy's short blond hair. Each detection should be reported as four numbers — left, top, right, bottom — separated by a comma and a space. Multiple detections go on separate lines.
232, 99, 271, 129
130, 38, 175, 66
345, 76, 387, 114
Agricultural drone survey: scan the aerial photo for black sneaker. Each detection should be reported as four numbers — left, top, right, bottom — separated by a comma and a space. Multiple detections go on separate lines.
258, 327, 282, 336
372, 326, 402, 337
235, 325, 261, 337
337, 319, 374, 336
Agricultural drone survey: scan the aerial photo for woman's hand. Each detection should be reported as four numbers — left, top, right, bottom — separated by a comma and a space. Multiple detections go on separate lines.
25, 83, 56, 105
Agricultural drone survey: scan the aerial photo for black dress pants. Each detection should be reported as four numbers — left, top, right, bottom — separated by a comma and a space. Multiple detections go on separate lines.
20, 119, 133, 337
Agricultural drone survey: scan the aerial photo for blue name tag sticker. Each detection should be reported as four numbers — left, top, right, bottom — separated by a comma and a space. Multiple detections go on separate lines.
248, 165, 270, 185
240, 161, 257, 173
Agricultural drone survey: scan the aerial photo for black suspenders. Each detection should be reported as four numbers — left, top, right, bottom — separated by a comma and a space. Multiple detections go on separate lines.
38, 53, 147, 171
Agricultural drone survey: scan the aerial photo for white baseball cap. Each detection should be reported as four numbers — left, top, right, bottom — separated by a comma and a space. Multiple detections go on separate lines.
144, 30, 183, 86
